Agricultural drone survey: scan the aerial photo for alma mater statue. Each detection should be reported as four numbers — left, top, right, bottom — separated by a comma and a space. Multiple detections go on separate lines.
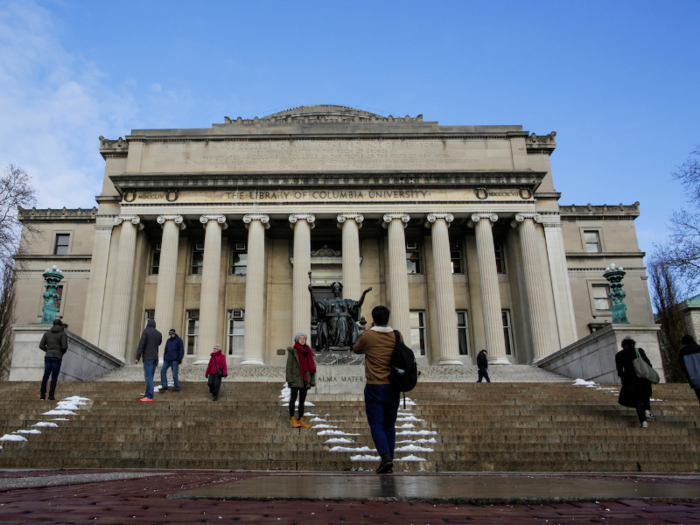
308, 276, 372, 352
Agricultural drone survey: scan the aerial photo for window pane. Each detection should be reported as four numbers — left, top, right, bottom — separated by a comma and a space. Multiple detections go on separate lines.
406, 252, 420, 274
54, 234, 69, 255
191, 250, 204, 274
232, 253, 248, 275
458, 328, 468, 355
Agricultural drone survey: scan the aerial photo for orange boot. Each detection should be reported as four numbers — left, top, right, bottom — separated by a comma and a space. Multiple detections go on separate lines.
290, 416, 300, 428
297, 417, 312, 428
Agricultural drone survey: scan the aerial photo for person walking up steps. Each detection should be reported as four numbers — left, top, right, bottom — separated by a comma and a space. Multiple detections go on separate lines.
679, 334, 700, 404
286, 333, 316, 428
205, 344, 227, 401
616, 337, 654, 428
39, 319, 68, 400
135, 319, 162, 402
160, 329, 184, 392
353, 305, 401, 475
476, 349, 490, 383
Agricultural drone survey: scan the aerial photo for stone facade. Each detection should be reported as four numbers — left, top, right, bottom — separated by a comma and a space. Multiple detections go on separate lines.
13, 105, 655, 368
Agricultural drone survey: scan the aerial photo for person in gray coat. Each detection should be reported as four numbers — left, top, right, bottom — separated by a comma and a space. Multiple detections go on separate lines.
39, 319, 68, 400
135, 319, 162, 401
679, 334, 700, 404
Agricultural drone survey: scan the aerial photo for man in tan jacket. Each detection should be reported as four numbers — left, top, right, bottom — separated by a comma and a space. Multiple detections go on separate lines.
353, 305, 402, 474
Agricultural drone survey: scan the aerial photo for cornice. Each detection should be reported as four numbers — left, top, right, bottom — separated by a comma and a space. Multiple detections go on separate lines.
18, 207, 97, 223
565, 252, 645, 259
560, 202, 640, 219
99, 136, 129, 160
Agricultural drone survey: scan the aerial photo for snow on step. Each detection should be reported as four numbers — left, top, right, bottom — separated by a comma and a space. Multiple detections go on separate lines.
13, 430, 41, 435
0, 434, 27, 442
33, 422, 59, 428
41, 410, 77, 416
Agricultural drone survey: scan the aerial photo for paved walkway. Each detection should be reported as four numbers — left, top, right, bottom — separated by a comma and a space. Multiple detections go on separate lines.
1, 469, 700, 524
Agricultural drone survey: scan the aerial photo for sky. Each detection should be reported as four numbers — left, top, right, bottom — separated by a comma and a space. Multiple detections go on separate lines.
0, 0, 699, 262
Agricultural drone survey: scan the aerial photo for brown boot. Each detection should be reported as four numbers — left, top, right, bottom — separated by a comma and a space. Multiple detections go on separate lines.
290, 416, 300, 428
297, 417, 311, 428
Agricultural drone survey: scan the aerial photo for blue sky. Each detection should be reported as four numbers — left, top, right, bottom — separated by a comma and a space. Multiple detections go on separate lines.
1, 0, 699, 259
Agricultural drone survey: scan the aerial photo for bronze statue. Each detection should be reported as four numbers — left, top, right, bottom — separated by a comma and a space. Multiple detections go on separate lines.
308, 276, 372, 352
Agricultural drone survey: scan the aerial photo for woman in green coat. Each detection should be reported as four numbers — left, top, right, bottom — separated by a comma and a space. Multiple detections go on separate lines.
286, 333, 317, 428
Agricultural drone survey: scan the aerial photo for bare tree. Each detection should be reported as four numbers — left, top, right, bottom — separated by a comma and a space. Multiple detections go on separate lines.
0, 263, 16, 380
648, 255, 688, 383
0, 165, 37, 268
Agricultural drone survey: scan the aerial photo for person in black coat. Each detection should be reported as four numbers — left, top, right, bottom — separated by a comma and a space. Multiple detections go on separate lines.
679, 334, 700, 404
39, 319, 68, 400
476, 350, 490, 383
615, 337, 653, 428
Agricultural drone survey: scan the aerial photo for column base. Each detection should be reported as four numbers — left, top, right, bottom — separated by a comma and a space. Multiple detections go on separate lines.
240, 358, 265, 366
488, 357, 512, 365
436, 357, 464, 366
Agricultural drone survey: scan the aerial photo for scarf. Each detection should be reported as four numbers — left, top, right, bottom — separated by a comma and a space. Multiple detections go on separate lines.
294, 342, 316, 382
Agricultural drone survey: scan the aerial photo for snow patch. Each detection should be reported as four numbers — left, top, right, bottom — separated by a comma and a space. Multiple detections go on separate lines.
309, 417, 327, 423
651, 398, 663, 401
41, 410, 77, 416
396, 415, 423, 422
330, 446, 376, 453
13, 430, 41, 435
396, 430, 437, 436
397, 423, 415, 428
61, 396, 90, 403
317, 430, 359, 436
350, 454, 381, 461
572, 378, 597, 387
324, 438, 355, 444
395, 454, 426, 462
395, 444, 433, 452
55, 403, 80, 410
50, 418, 69, 421
0, 434, 27, 441
33, 422, 59, 428
312, 424, 338, 429
397, 438, 437, 444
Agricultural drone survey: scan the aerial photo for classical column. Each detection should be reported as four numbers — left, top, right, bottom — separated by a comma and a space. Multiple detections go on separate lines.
471, 213, 509, 364
106, 215, 142, 361
382, 213, 411, 340
426, 213, 462, 365
337, 213, 363, 301
154, 215, 185, 348
82, 222, 115, 345
289, 213, 315, 341
241, 214, 270, 366
195, 215, 227, 364
514, 213, 554, 362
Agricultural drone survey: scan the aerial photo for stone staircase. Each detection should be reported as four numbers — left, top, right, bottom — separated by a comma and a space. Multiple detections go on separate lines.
0, 380, 698, 472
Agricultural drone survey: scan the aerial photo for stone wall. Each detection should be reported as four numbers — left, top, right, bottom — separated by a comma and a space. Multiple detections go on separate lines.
536, 324, 664, 383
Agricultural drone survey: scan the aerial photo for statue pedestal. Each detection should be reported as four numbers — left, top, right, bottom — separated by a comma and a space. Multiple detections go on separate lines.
313, 351, 364, 366
310, 364, 367, 395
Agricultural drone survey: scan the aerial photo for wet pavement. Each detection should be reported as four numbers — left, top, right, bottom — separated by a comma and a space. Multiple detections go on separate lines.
170, 472, 700, 505
1, 469, 700, 524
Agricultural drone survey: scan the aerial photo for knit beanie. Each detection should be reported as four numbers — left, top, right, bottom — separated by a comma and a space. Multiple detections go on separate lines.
169, 329, 176, 335
294, 332, 308, 344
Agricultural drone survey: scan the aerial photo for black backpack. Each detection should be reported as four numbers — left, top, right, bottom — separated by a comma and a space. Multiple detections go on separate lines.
389, 330, 418, 407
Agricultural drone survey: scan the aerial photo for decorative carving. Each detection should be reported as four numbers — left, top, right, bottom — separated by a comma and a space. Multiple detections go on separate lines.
123, 191, 136, 202
243, 214, 270, 229
199, 214, 229, 230
559, 202, 640, 218
289, 213, 316, 229
166, 189, 179, 202
337, 213, 364, 229
527, 131, 557, 144
382, 213, 411, 228
514, 213, 542, 224
470, 213, 498, 225
426, 213, 454, 228
311, 245, 341, 257
41, 266, 64, 324
157, 214, 186, 230
604, 264, 630, 324
475, 187, 489, 200
519, 187, 533, 199
115, 215, 142, 228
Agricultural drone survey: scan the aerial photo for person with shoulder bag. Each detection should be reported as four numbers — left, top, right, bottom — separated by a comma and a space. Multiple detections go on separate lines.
679, 334, 700, 404
615, 337, 655, 428
286, 332, 316, 428
205, 344, 227, 401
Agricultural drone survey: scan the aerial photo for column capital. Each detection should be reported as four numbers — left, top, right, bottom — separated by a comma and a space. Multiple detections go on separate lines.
337, 213, 364, 229
200, 214, 228, 230
382, 213, 410, 228
512, 212, 542, 228
469, 213, 498, 226
115, 215, 144, 230
425, 213, 454, 228
289, 213, 315, 229
157, 214, 186, 230
243, 213, 270, 229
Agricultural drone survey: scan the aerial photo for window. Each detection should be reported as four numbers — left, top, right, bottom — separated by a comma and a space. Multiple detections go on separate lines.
186, 310, 199, 355
144, 309, 155, 329
150, 244, 161, 275
409, 310, 427, 356
502, 310, 513, 356
456, 310, 469, 355
406, 242, 421, 274
191, 243, 205, 274
450, 242, 463, 274
227, 310, 245, 355
592, 284, 612, 311
231, 243, 248, 275
54, 234, 70, 255
584, 231, 601, 253
494, 241, 506, 274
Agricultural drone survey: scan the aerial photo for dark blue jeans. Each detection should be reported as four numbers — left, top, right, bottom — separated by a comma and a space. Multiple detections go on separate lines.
364, 384, 400, 458
161, 360, 179, 389
477, 368, 491, 383
143, 359, 157, 399
40, 357, 62, 398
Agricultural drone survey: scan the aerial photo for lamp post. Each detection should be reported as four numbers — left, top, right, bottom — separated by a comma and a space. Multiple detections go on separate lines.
41, 265, 64, 324
603, 263, 630, 324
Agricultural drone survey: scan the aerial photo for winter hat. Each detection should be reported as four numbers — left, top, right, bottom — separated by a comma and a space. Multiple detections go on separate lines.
213, 344, 222, 351
169, 329, 176, 335
52, 319, 63, 326
682, 334, 696, 346
294, 332, 308, 344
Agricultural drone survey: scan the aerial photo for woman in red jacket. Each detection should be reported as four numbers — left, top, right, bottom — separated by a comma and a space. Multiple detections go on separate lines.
205, 344, 228, 401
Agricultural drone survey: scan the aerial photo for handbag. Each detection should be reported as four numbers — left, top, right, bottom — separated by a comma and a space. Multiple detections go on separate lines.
633, 348, 660, 384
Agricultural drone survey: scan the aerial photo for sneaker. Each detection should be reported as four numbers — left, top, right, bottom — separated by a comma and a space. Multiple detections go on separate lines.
212, 395, 218, 401
48, 396, 55, 401
173, 388, 180, 392
641, 421, 648, 428
646, 411, 655, 420
376, 454, 393, 474
40, 396, 45, 401
159, 387, 169, 392
140, 397, 154, 402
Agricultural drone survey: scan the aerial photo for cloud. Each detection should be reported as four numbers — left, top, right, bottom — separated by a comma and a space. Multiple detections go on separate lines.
0, 2, 137, 209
